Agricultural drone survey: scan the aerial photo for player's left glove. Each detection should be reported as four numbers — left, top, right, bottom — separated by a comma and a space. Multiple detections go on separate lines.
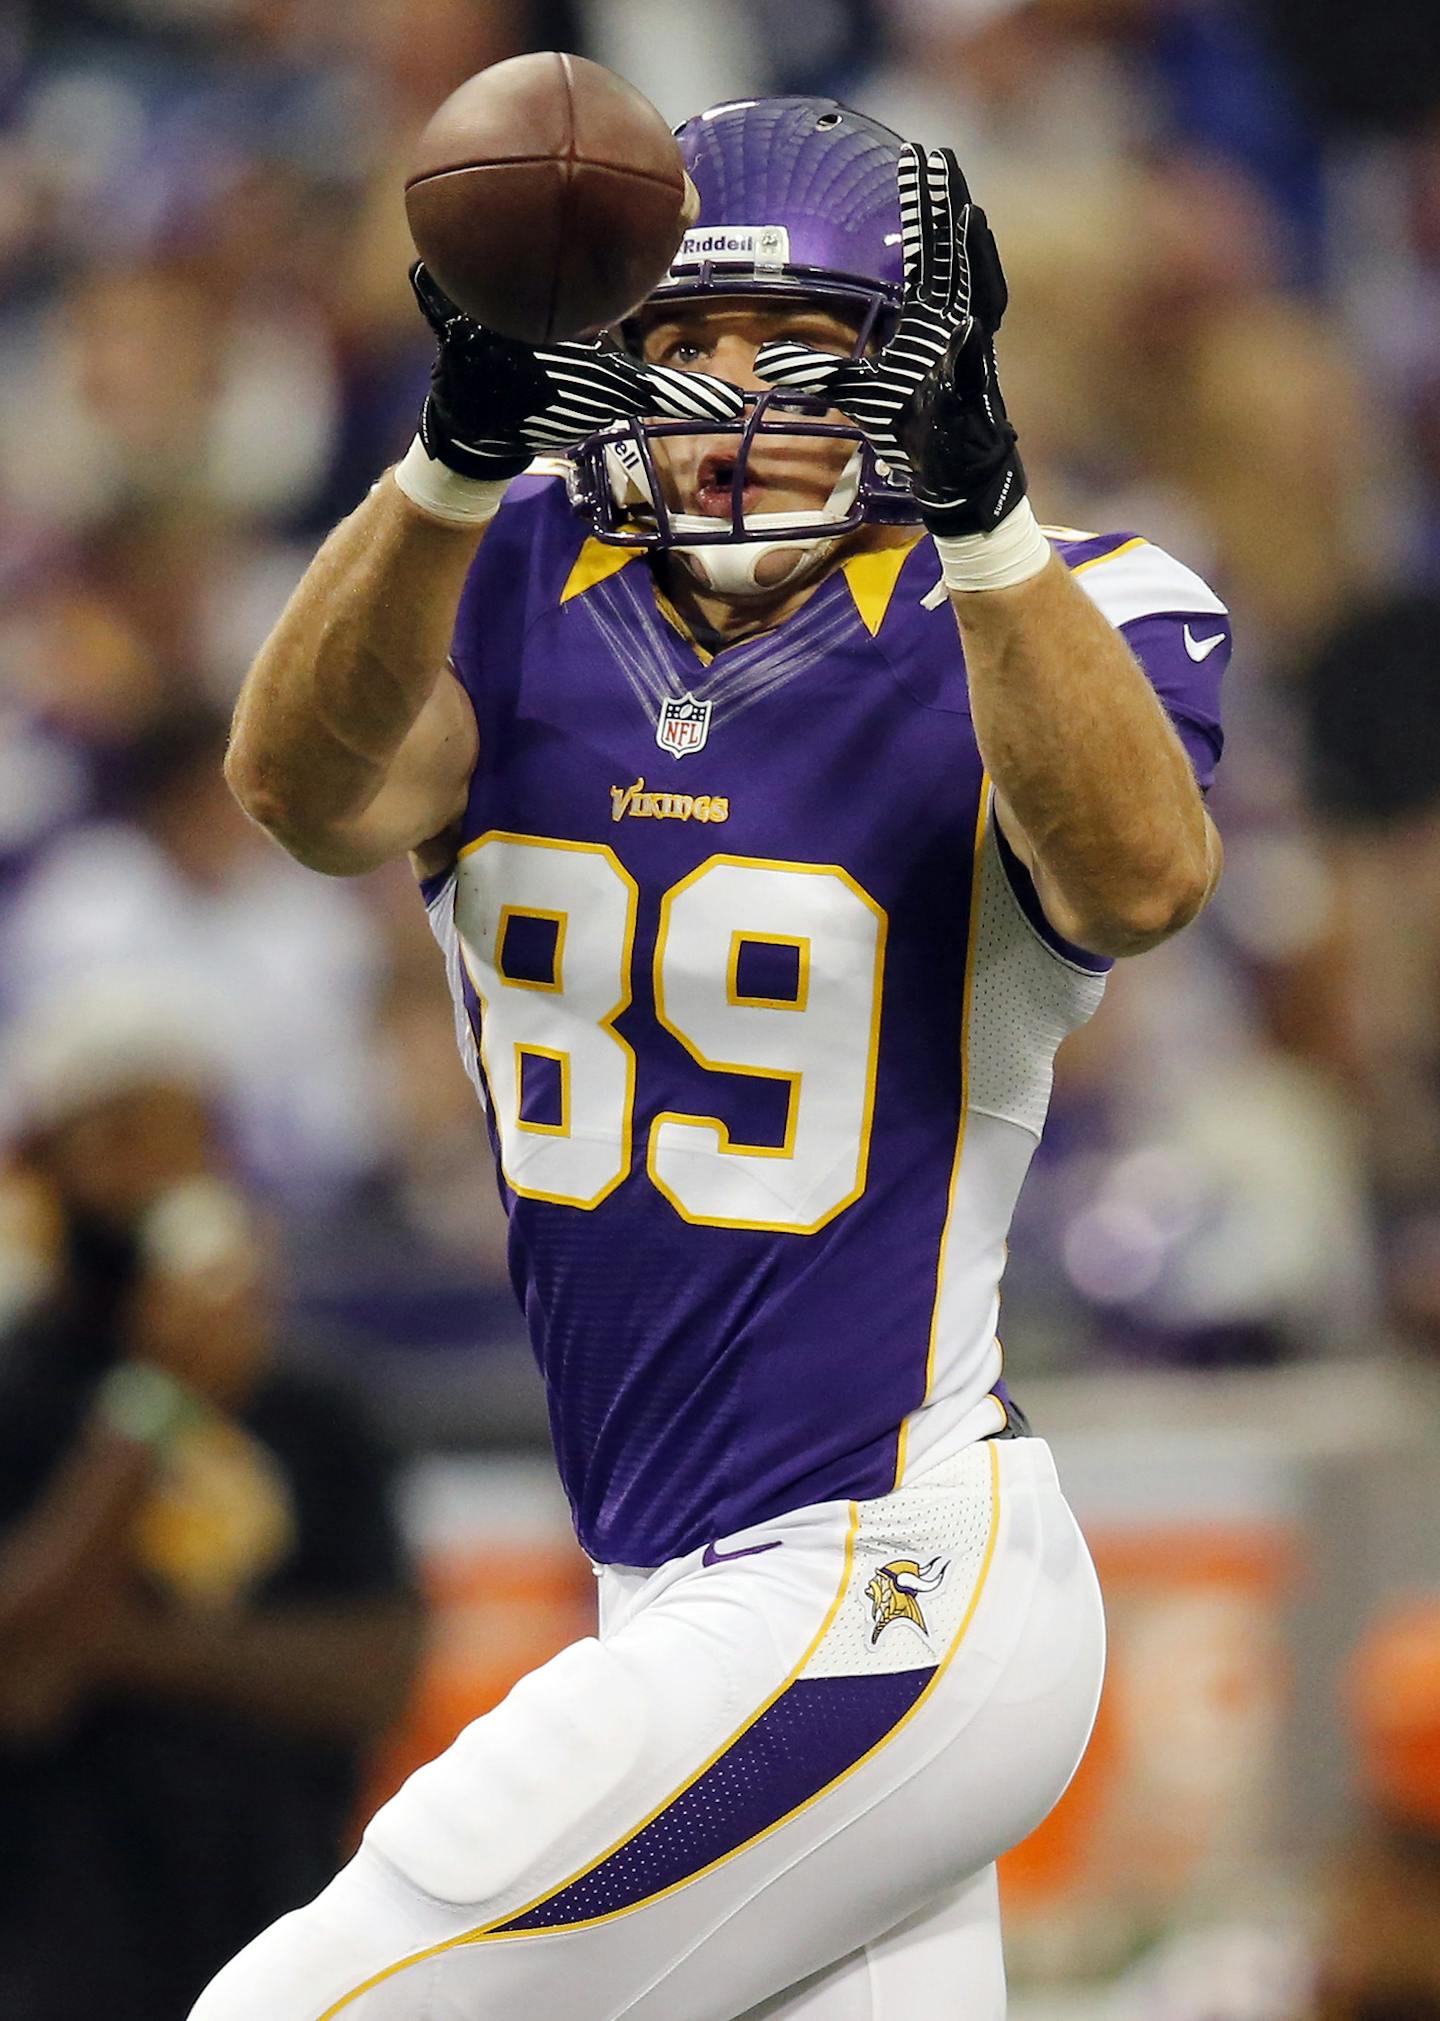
756, 145, 1048, 590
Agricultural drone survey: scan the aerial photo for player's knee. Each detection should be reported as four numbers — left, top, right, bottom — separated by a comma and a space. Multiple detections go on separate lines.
363, 1634, 648, 1908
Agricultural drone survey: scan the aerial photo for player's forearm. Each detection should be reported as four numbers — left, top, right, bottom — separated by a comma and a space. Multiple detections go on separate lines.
954, 558, 1213, 954
227, 474, 483, 847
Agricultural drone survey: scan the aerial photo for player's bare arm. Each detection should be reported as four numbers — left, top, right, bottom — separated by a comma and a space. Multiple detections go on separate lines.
227, 481, 485, 878
949, 563, 1219, 956
914, 145, 1217, 954
227, 264, 743, 877
759, 143, 1224, 959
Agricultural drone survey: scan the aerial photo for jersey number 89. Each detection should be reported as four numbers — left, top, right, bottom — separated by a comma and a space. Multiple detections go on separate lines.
459, 834, 887, 1235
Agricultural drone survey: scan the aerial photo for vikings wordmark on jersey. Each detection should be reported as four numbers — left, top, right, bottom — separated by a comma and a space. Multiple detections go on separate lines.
610, 779, 731, 824
422, 477, 1228, 1572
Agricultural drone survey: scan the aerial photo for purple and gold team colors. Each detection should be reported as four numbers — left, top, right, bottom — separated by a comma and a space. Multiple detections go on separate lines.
189, 94, 1217, 2021
425, 476, 1228, 1567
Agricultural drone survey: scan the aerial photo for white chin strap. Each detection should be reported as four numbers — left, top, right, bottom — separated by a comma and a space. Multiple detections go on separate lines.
602, 440, 863, 600
668, 512, 847, 598
669, 447, 863, 599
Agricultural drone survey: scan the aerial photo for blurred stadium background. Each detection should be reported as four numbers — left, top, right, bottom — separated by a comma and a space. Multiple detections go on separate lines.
2, 1, 1439, 2016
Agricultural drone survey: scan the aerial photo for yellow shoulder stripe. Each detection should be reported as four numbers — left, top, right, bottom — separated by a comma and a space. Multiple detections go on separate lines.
561, 527, 929, 631
560, 537, 644, 605
1068, 535, 1147, 578
841, 533, 927, 637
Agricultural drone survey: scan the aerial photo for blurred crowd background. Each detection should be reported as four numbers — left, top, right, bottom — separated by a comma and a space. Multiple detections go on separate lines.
1, 1, 1439, 2017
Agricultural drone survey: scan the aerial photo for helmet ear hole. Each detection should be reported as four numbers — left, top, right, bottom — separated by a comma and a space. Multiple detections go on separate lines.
814, 111, 843, 130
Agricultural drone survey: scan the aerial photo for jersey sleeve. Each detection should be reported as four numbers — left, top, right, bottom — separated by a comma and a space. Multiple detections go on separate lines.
1060, 532, 1230, 790
998, 531, 1232, 967
447, 464, 589, 750
1118, 613, 1228, 790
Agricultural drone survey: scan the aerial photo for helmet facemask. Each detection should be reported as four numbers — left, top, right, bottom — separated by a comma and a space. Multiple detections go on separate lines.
562, 95, 923, 589
567, 381, 916, 596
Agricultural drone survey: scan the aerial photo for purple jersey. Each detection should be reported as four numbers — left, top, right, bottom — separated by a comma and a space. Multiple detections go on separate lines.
425, 478, 1229, 1566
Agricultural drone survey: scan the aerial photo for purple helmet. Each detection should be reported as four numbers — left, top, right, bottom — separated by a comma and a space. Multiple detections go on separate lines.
566, 97, 920, 557
653, 97, 907, 345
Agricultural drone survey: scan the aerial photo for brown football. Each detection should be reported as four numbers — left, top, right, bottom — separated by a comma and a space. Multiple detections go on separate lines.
404, 51, 691, 345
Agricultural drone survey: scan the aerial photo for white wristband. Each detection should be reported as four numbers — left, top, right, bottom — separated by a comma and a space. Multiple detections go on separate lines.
932, 498, 1052, 593
392, 437, 513, 526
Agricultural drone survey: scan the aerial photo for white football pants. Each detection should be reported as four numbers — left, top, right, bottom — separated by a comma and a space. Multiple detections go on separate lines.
189, 1436, 1103, 2021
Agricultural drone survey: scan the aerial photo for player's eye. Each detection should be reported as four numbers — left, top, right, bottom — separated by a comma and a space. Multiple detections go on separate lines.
666, 338, 712, 365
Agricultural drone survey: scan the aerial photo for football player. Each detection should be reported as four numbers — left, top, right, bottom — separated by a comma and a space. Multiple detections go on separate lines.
196, 99, 1228, 2021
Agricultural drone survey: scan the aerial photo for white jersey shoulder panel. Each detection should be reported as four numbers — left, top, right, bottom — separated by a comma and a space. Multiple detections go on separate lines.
1072, 537, 1227, 629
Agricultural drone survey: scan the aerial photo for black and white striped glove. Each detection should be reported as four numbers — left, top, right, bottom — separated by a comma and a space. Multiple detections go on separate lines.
754, 146, 1026, 539
410, 263, 743, 481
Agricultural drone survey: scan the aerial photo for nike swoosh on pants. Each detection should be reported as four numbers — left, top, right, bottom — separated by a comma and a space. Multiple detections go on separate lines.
702, 1538, 784, 1567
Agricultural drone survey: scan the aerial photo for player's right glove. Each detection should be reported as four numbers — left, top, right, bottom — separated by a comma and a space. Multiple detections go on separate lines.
401, 264, 744, 518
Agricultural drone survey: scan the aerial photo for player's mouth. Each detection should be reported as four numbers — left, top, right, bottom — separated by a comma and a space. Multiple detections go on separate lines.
692, 452, 765, 519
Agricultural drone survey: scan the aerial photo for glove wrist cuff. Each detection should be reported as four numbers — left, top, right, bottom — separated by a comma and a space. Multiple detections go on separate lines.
931, 498, 1051, 594
393, 437, 514, 526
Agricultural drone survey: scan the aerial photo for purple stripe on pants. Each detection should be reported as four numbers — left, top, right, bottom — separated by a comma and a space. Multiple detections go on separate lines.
497, 1666, 934, 1932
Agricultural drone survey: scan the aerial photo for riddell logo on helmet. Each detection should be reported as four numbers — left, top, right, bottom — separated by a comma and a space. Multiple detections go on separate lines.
674, 226, 791, 268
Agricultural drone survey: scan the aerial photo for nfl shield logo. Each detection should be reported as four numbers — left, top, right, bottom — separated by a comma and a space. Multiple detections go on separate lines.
656, 694, 712, 760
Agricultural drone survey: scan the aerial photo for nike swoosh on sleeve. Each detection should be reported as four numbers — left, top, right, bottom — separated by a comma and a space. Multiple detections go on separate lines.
1183, 624, 1226, 661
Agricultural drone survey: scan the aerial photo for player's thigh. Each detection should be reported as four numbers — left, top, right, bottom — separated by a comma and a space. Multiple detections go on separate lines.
627, 1454, 1101, 2019
191, 1439, 1100, 2021
188, 1520, 850, 2021
736, 1868, 1004, 2021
